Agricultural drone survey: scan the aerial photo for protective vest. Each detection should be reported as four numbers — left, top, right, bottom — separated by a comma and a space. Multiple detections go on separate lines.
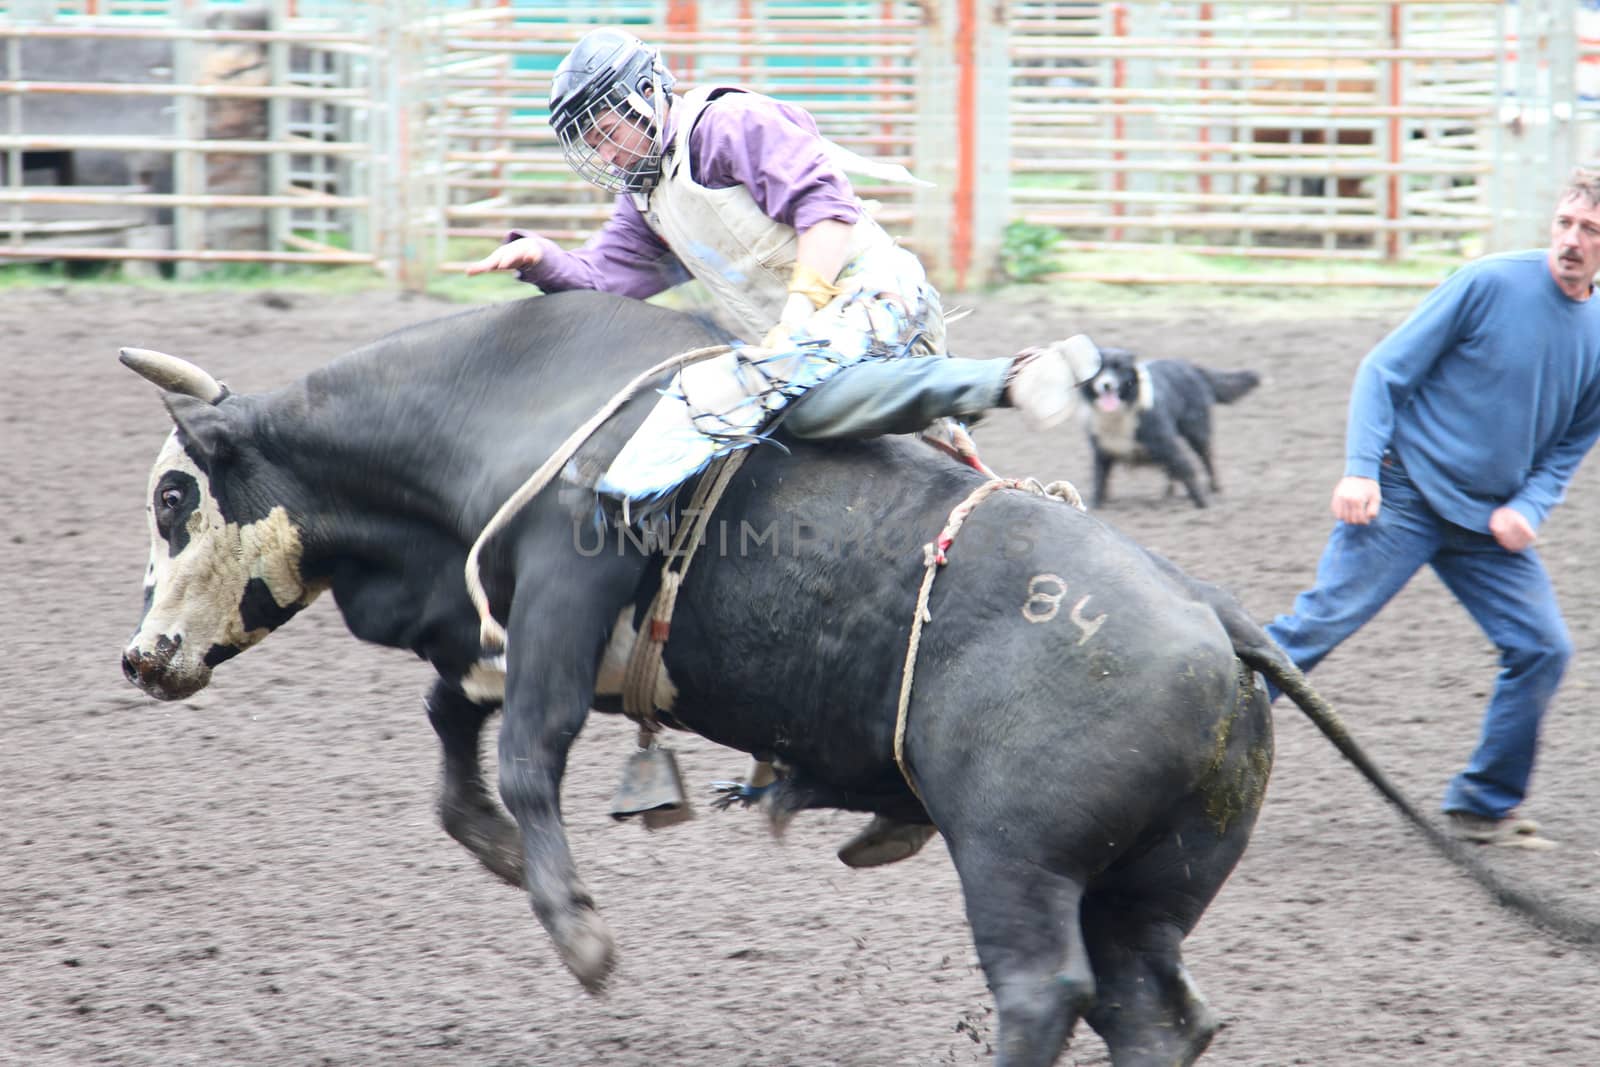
635, 86, 907, 341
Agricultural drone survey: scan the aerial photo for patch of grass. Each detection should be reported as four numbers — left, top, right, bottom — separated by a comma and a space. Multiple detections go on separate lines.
427, 269, 529, 304
191, 264, 393, 293
0, 259, 123, 286
982, 246, 1463, 315
1000, 220, 1063, 283
0, 254, 391, 295
0, 225, 1467, 320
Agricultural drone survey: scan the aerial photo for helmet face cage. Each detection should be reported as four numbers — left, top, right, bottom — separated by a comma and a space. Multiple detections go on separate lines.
550, 33, 674, 195
552, 80, 663, 194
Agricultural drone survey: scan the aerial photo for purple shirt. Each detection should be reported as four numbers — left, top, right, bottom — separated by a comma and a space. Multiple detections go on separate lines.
514, 89, 863, 299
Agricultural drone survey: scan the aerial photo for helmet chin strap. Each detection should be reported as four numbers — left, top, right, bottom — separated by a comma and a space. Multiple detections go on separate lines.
645, 57, 667, 172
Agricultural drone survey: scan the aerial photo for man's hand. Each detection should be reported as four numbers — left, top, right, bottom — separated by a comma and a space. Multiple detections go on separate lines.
1330, 475, 1381, 525
465, 235, 545, 276
1489, 506, 1538, 552
762, 291, 818, 349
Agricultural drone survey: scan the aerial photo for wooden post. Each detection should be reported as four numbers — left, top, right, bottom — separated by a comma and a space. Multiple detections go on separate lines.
266, 0, 289, 266
912, 1, 956, 290
172, 0, 204, 279
4, 34, 20, 257
1110, 3, 1127, 242
375, 0, 429, 290
1383, 2, 1403, 261
969, 0, 1010, 288
952, 0, 976, 288
666, 0, 698, 81
1491, 0, 1579, 250
912, 0, 1009, 293
199, 6, 271, 255
1197, 3, 1213, 199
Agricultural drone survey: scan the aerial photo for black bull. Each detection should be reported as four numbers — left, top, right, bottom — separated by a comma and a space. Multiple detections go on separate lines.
119, 291, 1597, 1067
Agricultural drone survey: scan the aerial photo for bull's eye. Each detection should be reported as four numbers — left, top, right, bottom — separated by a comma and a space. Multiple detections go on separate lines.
151, 470, 201, 544
155, 481, 188, 538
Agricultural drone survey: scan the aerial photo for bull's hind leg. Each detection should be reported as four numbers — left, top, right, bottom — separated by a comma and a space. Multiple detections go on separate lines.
1082, 680, 1271, 1067
947, 841, 1097, 1067
425, 679, 523, 888
1079, 891, 1220, 1067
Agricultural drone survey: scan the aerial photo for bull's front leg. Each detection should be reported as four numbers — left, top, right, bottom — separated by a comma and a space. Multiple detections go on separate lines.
424, 679, 523, 888
497, 545, 646, 992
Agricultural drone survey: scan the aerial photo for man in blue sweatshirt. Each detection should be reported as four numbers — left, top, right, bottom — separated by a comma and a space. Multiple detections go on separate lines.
1265, 170, 1600, 851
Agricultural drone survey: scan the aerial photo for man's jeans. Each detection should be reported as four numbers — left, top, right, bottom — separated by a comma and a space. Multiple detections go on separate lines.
1264, 456, 1572, 820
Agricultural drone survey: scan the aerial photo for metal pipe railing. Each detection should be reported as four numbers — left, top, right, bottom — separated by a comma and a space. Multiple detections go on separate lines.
0, 0, 1586, 287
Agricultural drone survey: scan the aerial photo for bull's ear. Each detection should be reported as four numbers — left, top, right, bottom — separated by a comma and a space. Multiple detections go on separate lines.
164, 393, 235, 469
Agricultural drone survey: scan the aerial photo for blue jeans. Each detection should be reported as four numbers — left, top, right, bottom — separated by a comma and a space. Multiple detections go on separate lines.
1263, 457, 1572, 820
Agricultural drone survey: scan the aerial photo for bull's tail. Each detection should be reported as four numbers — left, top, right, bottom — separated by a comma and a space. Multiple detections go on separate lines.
1239, 636, 1600, 955
1201, 367, 1260, 405
1141, 546, 1600, 954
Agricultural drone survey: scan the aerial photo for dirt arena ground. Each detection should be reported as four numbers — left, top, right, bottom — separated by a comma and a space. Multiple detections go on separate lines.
5, 281, 1599, 1067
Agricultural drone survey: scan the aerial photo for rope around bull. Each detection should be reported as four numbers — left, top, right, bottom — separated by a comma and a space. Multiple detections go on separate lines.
465, 343, 736, 652
463, 346, 1090, 798
894, 477, 1084, 802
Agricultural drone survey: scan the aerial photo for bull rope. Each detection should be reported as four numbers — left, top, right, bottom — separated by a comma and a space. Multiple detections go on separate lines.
465, 343, 735, 652
893, 477, 1085, 803
620, 448, 748, 727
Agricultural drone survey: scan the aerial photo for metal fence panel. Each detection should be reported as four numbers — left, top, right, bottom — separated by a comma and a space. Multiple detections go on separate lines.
1, 0, 1595, 287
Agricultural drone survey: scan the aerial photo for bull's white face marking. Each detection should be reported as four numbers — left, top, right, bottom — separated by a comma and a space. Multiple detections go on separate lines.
125, 431, 322, 700
1021, 572, 1107, 645
594, 607, 678, 709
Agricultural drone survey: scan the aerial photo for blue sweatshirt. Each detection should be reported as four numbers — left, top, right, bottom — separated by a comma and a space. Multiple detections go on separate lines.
1345, 249, 1600, 533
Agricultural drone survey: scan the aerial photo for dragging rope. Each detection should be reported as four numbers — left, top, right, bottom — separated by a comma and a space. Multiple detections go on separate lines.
893, 477, 1084, 802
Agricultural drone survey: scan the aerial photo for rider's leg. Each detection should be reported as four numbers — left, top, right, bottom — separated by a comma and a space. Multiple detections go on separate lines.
782, 356, 1007, 438
782, 340, 1095, 438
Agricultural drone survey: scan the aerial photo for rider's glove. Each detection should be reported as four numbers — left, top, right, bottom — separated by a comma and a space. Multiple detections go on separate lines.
761, 263, 843, 350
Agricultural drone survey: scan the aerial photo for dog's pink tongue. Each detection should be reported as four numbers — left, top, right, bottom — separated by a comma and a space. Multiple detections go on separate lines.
1096, 394, 1121, 413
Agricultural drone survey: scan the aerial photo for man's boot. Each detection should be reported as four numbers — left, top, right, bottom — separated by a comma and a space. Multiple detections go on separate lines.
1004, 334, 1102, 429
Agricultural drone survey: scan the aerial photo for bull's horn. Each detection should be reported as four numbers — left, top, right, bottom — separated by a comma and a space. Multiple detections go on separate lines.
119, 347, 225, 404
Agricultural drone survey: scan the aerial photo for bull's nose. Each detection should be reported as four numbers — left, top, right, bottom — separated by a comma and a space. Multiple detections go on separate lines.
122, 645, 167, 690
122, 633, 187, 696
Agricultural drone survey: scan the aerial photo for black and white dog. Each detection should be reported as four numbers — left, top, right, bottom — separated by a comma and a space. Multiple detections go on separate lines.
1079, 346, 1260, 508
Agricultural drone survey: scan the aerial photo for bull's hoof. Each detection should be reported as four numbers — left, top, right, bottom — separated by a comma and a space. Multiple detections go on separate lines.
438, 797, 525, 889
472, 839, 527, 888
555, 906, 617, 994
837, 816, 938, 868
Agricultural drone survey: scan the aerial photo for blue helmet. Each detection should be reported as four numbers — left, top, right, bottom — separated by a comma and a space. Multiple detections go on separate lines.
549, 29, 676, 194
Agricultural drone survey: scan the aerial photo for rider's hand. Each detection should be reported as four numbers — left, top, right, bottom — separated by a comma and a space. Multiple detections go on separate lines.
1330, 475, 1381, 525
1489, 506, 1537, 552
465, 235, 545, 276
762, 291, 818, 349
